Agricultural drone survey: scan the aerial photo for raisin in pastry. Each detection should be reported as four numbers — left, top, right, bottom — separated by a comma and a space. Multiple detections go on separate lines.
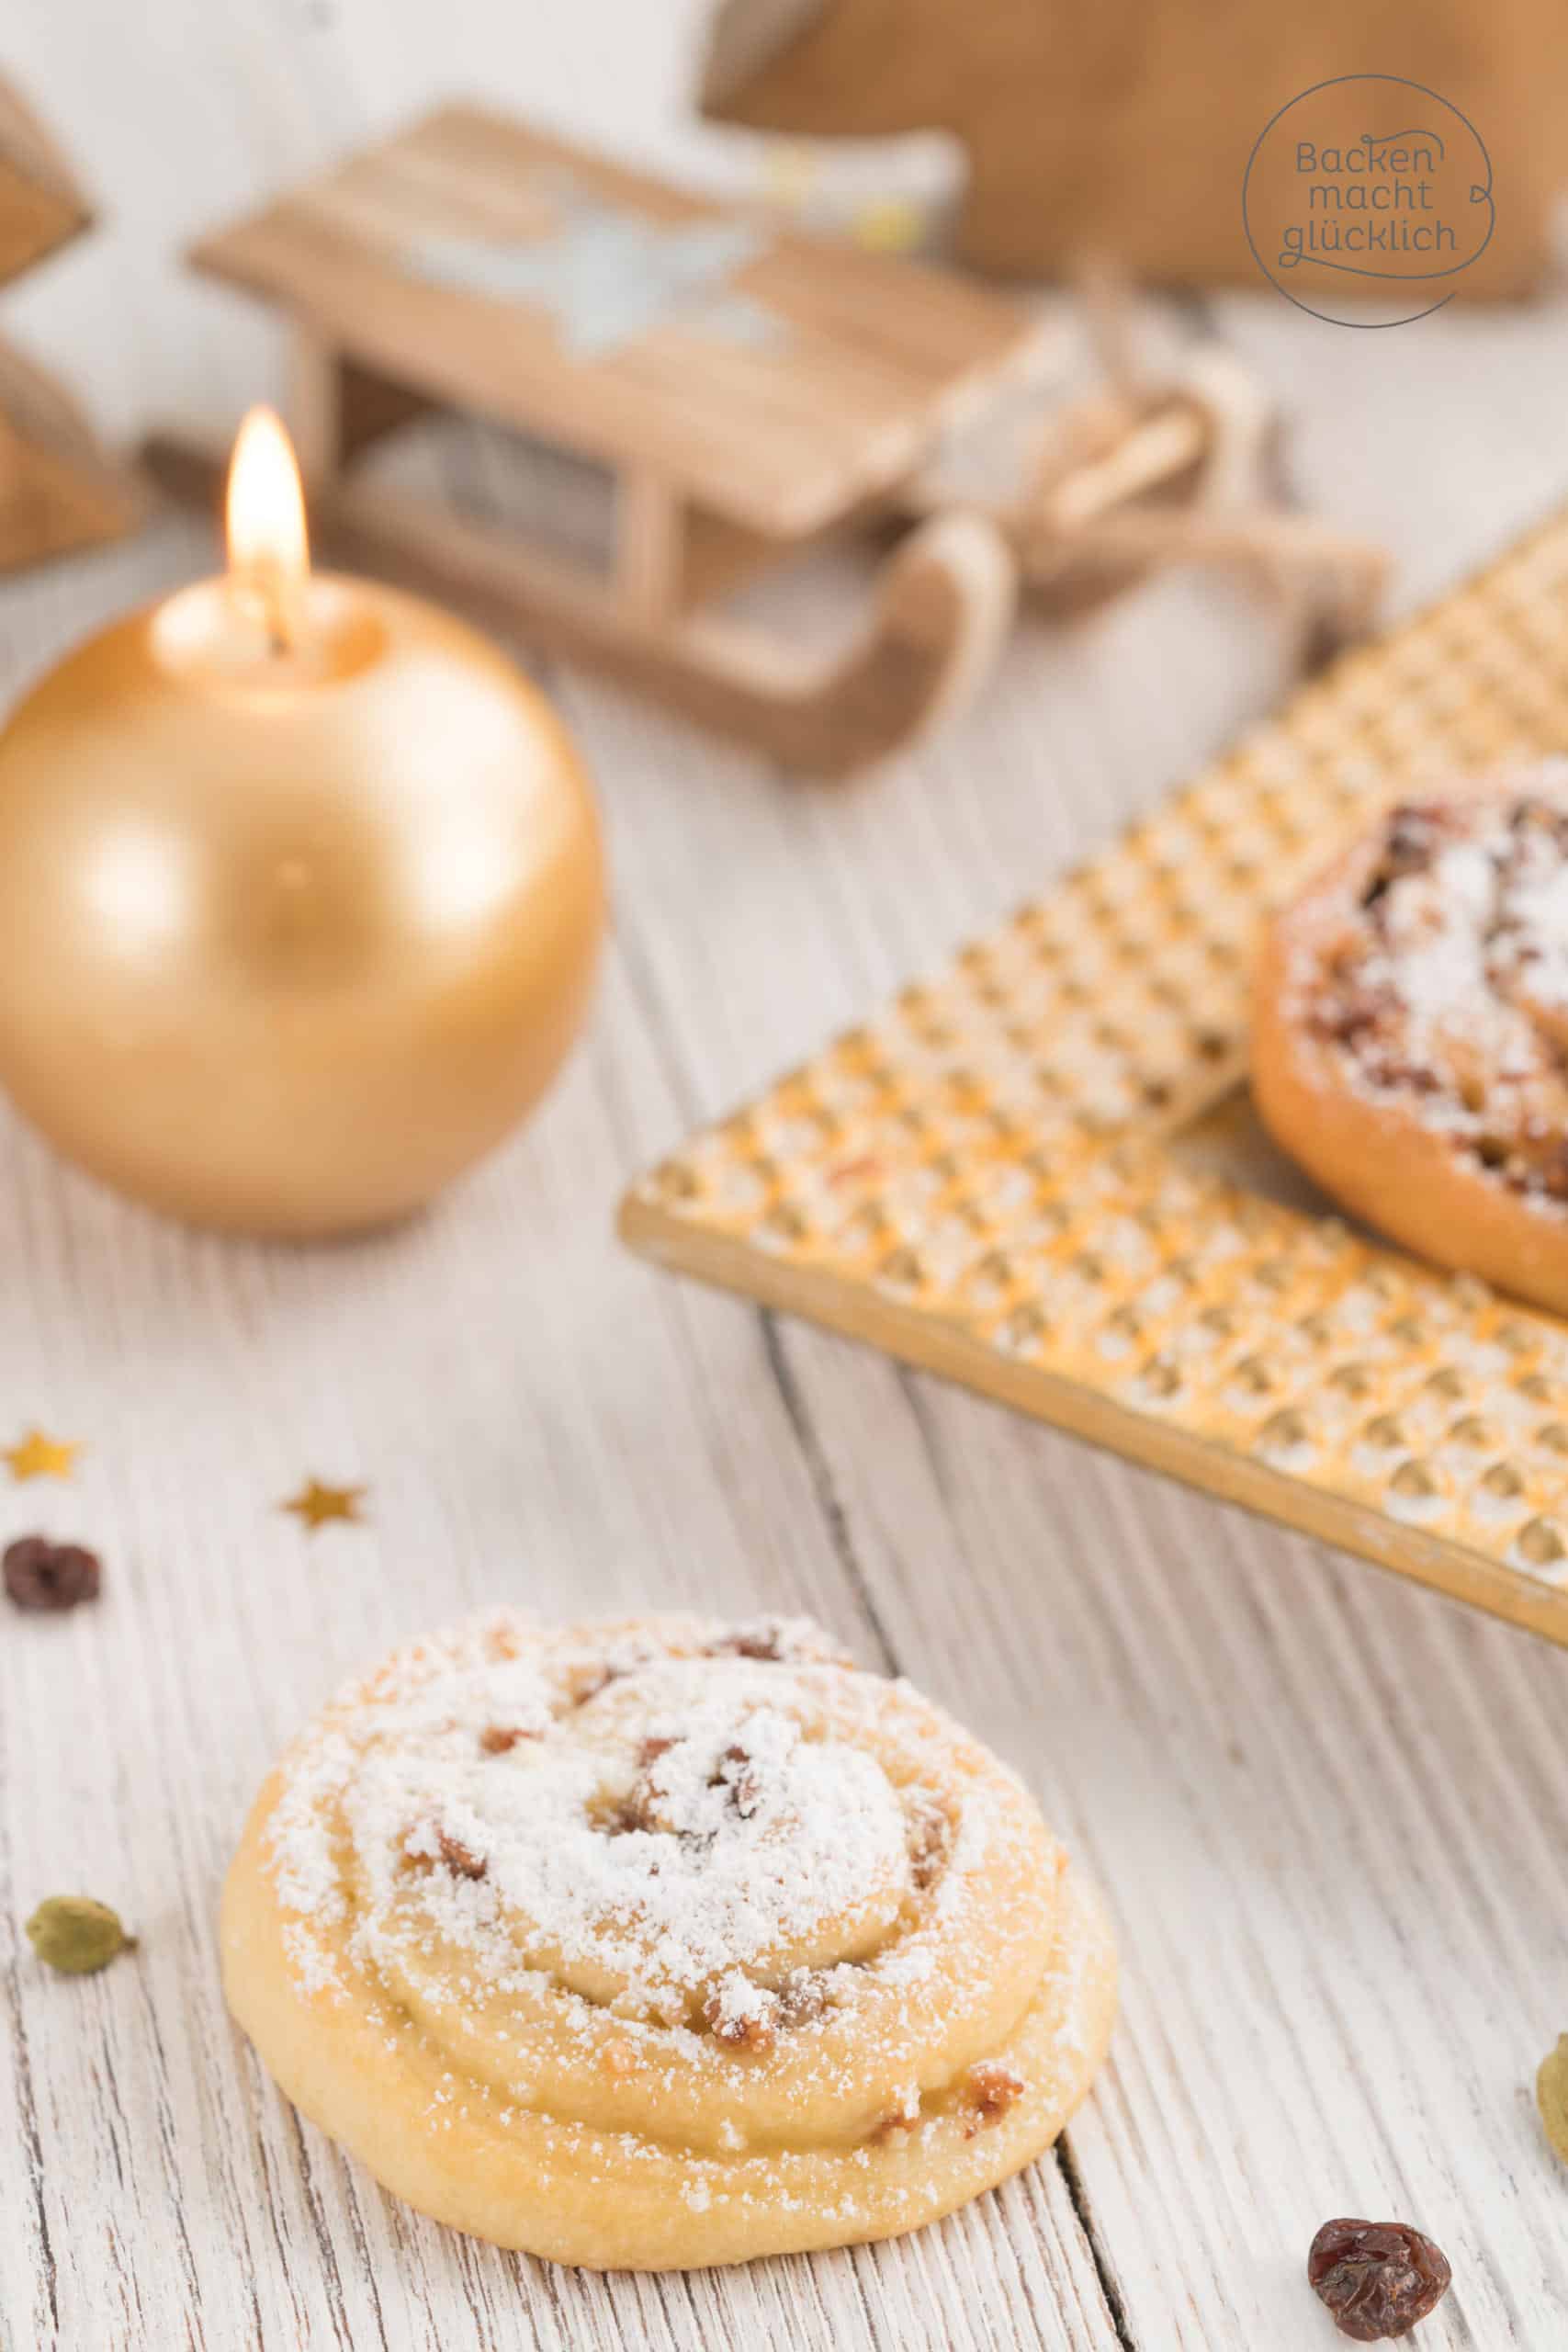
222, 1609, 1116, 2268
1254, 766, 1568, 1313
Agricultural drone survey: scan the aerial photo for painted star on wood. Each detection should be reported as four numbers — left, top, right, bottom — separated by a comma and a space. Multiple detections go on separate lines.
409, 178, 785, 362
4, 1427, 82, 1481
282, 1478, 367, 1533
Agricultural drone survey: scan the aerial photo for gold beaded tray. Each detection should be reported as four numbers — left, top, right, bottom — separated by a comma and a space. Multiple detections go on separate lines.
621, 506, 1568, 1646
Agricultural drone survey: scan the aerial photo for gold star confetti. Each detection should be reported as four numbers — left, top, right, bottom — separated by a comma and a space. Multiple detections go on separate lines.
282, 1478, 367, 1533
4, 1427, 82, 1482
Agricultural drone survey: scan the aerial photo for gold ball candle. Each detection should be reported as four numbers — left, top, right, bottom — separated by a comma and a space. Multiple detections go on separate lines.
0, 410, 604, 1237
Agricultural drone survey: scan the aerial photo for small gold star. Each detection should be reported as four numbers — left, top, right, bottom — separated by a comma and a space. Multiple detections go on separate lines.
4, 1428, 82, 1482
282, 1478, 367, 1533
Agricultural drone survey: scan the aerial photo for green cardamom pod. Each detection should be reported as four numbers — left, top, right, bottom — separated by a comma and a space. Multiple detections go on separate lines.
25, 1895, 131, 1974
1538, 2034, 1568, 2164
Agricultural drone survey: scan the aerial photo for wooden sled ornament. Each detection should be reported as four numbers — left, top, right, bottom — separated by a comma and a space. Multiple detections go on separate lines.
145, 107, 1043, 775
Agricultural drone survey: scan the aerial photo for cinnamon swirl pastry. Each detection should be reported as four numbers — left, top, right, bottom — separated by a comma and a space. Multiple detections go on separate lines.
222, 1610, 1116, 2268
1254, 767, 1568, 1311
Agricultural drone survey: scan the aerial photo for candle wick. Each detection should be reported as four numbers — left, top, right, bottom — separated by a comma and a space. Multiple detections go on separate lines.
263, 561, 299, 658
234, 560, 299, 658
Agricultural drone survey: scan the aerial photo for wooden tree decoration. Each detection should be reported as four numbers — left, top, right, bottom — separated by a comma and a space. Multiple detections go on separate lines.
0, 74, 139, 573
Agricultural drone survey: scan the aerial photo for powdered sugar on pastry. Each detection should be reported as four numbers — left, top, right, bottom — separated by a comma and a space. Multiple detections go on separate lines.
1284, 773, 1568, 1208
223, 1608, 1117, 2268
268, 1617, 942, 2016
343, 1668, 910, 2018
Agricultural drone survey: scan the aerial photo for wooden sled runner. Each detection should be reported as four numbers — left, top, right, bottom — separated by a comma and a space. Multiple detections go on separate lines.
145, 107, 1043, 775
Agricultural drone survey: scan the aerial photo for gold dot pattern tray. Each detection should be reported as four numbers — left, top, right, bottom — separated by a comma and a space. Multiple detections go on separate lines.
620, 507, 1568, 1645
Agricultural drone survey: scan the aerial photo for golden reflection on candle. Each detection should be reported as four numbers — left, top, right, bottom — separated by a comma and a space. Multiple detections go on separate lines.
0, 401, 604, 1235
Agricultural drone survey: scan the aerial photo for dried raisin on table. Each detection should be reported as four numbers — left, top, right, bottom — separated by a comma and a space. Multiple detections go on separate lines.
4, 1535, 100, 1611
1308, 2217, 1452, 2341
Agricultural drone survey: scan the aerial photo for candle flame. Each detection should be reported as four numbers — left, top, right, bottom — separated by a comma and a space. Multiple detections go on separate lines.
226, 406, 310, 651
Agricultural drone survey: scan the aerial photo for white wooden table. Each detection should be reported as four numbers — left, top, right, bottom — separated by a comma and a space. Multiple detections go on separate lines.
6, 13, 1568, 2348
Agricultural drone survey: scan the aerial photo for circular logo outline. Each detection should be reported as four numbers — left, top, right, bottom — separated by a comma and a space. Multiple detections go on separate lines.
1243, 73, 1495, 329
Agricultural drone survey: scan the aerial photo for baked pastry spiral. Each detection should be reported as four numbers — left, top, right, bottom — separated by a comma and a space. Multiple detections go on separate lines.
222, 1609, 1116, 2269
1254, 770, 1568, 1315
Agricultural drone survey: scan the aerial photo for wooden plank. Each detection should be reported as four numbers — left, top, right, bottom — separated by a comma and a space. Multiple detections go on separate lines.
409, 104, 1040, 379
